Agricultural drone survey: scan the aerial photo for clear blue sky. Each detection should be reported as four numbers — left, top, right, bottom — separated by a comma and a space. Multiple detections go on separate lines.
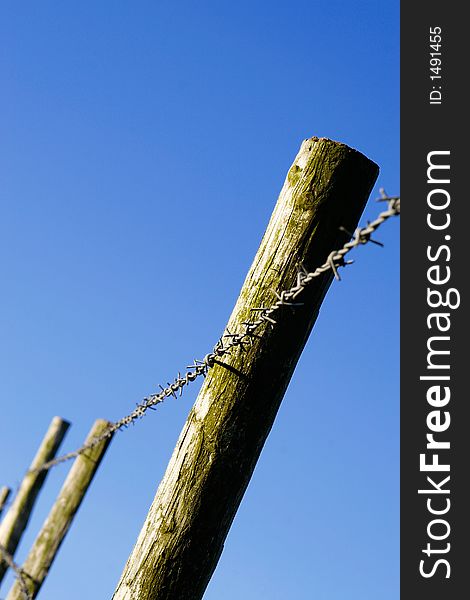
0, 2, 399, 598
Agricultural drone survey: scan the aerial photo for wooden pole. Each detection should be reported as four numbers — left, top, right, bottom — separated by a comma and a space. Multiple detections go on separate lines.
6, 419, 114, 600
112, 137, 379, 600
0, 417, 70, 583
0, 488, 11, 520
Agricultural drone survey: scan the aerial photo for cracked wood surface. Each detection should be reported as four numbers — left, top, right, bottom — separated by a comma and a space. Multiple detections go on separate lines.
113, 137, 379, 600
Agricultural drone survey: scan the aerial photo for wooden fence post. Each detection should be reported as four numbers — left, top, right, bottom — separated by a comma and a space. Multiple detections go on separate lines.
112, 137, 379, 600
6, 419, 114, 600
0, 488, 11, 520
0, 417, 70, 583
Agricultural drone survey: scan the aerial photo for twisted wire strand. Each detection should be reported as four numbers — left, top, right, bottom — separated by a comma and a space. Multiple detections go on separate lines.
31, 190, 400, 474
0, 544, 32, 600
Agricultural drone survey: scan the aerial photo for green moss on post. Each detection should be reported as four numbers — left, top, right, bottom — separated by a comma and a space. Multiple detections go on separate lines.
113, 137, 379, 600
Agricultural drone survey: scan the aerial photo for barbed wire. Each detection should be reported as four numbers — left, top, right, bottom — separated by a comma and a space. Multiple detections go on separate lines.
0, 544, 32, 600
3, 189, 399, 600
29, 189, 399, 475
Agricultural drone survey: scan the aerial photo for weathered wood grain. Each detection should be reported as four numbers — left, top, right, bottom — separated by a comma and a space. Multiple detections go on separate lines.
113, 137, 379, 600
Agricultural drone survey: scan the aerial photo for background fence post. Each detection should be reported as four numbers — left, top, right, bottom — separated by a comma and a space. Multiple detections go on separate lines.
0, 417, 70, 583
6, 419, 114, 600
0, 488, 11, 520
112, 137, 379, 600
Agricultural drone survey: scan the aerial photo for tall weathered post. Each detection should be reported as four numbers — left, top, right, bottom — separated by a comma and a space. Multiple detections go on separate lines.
113, 137, 379, 600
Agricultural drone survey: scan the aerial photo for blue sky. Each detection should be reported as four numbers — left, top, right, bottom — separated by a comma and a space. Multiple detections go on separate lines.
0, 2, 399, 598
